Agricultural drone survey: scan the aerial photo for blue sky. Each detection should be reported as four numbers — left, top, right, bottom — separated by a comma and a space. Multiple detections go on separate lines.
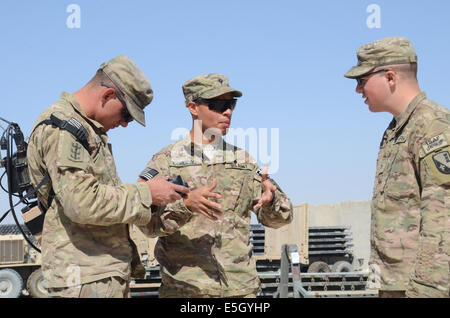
1, 1, 449, 224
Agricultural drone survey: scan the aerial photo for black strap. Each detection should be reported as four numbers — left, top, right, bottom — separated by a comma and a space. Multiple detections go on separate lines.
24, 173, 50, 200
30, 114, 91, 213
33, 114, 90, 152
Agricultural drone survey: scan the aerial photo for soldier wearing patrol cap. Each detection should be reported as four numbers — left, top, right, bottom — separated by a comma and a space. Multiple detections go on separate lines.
26, 55, 189, 298
345, 37, 449, 298
138, 73, 293, 298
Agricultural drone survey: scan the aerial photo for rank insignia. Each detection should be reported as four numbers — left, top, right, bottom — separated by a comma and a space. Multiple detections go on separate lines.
395, 135, 406, 144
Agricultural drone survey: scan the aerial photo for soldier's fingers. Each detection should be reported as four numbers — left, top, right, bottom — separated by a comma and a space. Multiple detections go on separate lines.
206, 178, 217, 191
170, 191, 182, 202
202, 198, 222, 213
262, 191, 273, 202
197, 204, 218, 220
172, 184, 190, 194
264, 179, 276, 191
264, 187, 273, 196
262, 183, 276, 198
253, 199, 263, 211
258, 200, 267, 208
260, 165, 269, 181
256, 191, 273, 209
261, 178, 273, 188
207, 192, 222, 199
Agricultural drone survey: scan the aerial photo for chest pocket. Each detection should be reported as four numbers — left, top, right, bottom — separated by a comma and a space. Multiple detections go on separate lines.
373, 141, 395, 198
383, 136, 419, 201
168, 163, 203, 189
91, 141, 120, 186
222, 163, 255, 214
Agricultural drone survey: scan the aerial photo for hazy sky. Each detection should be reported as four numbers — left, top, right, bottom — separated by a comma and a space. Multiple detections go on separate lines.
1, 1, 449, 224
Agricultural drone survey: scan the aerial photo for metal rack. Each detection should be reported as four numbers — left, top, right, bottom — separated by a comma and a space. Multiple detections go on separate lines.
308, 226, 354, 267
276, 244, 378, 298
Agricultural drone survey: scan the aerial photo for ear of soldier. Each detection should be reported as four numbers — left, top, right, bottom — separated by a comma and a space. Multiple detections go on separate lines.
345, 37, 449, 298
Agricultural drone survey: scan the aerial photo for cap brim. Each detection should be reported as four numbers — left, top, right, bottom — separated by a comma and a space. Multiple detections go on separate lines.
344, 64, 375, 79
203, 87, 243, 99
124, 95, 146, 127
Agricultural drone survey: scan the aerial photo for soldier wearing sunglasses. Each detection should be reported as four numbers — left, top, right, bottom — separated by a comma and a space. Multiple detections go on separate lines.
345, 37, 449, 298
26, 56, 189, 298
138, 73, 293, 298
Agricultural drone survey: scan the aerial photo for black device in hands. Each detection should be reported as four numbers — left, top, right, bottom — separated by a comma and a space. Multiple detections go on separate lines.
168, 175, 189, 198
139, 168, 188, 198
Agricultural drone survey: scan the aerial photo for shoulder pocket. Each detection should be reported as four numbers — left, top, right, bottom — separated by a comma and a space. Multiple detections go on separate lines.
56, 130, 89, 170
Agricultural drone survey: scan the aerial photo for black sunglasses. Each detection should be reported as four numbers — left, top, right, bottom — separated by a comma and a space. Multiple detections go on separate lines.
356, 69, 390, 87
101, 82, 133, 123
195, 98, 237, 113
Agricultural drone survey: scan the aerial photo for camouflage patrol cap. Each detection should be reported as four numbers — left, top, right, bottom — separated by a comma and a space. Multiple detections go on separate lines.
99, 55, 153, 126
182, 73, 243, 103
344, 37, 418, 79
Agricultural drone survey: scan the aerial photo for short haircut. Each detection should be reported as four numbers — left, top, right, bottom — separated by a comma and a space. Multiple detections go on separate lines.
385, 62, 418, 80
86, 69, 115, 88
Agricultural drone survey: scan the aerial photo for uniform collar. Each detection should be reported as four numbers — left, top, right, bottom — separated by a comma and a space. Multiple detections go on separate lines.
170, 134, 237, 165
393, 92, 427, 133
61, 92, 105, 132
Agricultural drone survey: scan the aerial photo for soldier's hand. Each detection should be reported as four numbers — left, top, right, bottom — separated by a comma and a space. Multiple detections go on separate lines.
184, 178, 223, 221
144, 177, 190, 206
253, 165, 277, 211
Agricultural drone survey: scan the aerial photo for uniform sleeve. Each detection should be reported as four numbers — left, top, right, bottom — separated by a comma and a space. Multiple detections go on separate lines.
138, 153, 193, 238
407, 123, 450, 298
252, 169, 293, 229
33, 125, 152, 226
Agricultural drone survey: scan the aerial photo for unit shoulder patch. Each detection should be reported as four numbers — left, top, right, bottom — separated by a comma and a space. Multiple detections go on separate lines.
56, 131, 89, 170
69, 141, 84, 162
432, 151, 450, 175
423, 146, 450, 185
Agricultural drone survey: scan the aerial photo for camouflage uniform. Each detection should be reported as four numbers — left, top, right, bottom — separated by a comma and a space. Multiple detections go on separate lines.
141, 136, 292, 297
48, 277, 130, 298
371, 92, 449, 296
27, 56, 154, 297
139, 74, 293, 297
345, 37, 449, 297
